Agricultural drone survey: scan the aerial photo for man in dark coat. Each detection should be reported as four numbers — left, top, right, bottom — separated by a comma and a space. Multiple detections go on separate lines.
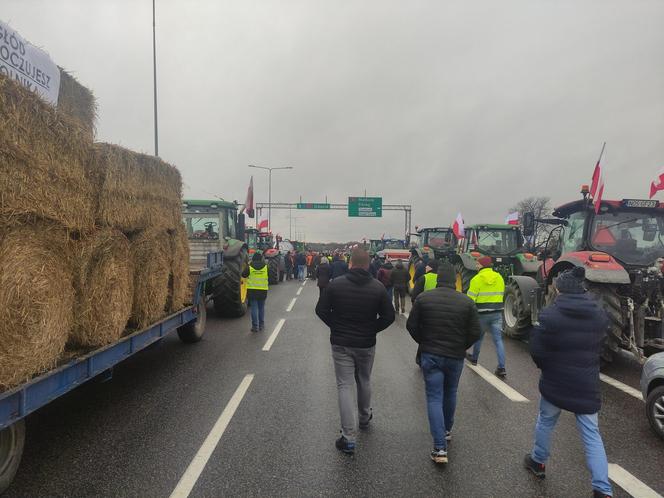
369, 255, 382, 278
315, 256, 331, 296
411, 259, 439, 302
295, 251, 307, 281
316, 248, 395, 454
330, 253, 349, 280
390, 259, 411, 314
406, 263, 481, 464
523, 267, 612, 498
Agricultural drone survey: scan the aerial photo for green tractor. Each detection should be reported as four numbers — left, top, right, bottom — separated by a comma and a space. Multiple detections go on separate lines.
408, 227, 459, 286
244, 228, 285, 285
182, 199, 248, 317
452, 224, 540, 292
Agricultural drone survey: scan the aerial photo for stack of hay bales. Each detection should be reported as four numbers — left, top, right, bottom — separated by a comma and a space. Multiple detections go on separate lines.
0, 72, 189, 391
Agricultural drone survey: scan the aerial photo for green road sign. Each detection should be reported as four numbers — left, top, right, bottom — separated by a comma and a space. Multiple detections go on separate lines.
348, 197, 382, 217
297, 202, 330, 209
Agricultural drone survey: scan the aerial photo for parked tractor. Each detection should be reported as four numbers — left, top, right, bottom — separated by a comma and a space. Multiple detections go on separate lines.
503, 190, 664, 363
244, 228, 284, 285
371, 238, 410, 263
182, 199, 248, 317
452, 224, 540, 292
407, 227, 459, 286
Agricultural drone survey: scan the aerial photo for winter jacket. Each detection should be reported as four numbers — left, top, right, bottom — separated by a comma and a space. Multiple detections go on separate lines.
241, 261, 268, 300
330, 259, 349, 279
390, 265, 411, 291
406, 280, 481, 359
369, 259, 381, 278
411, 271, 437, 302
316, 268, 395, 348
414, 260, 428, 282
529, 293, 607, 414
295, 253, 307, 266
377, 263, 394, 288
316, 263, 331, 288
467, 267, 505, 312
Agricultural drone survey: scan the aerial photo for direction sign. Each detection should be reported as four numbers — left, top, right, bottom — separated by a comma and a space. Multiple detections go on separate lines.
297, 203, 330, 209
348, 197, 382, 217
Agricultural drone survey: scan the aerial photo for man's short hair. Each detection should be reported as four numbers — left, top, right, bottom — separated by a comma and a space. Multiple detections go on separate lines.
350, 247, 370, 269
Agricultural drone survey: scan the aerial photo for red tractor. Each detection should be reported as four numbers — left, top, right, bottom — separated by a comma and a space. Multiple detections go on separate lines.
244, 229, 284, 285
503, 187, 664, 363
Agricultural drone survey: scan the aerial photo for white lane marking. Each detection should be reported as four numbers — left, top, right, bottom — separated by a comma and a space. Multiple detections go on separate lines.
286, 298, 297, 312
600, 373, 644, 401
609, 463, 663, 498
464, 362, 529, 402
170, 374, 254, 498
262, 319, 286, 352
296, 287, 303, 296
302, 279, 307, 286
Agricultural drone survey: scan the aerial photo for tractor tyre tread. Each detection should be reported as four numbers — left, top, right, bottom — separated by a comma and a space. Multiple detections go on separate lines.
212, 250, 248, 317
503, 281, 531, 339
587, 283, 625, 364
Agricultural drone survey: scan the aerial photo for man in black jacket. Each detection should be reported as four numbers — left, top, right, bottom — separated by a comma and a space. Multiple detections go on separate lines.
524, 267, 612, 498
315, 248, 395, 454
406, 263, 481, 464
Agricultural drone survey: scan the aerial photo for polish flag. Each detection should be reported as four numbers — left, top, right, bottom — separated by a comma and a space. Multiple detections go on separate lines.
452, 212, 465, 238
505, 212, 519, 225
589, 157, 605, 214
649, 167, 664, 199
257, 219, 268, 231
244, 176, 255, 218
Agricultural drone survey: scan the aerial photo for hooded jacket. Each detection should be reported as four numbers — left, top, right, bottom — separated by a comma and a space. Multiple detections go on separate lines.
330, 258, 349, 280
316, 260, 331, 288
377, 261, 394, 287
316, 268, 395, 348
242, 260, 268, 300
529, 293, 607, 414
467, 267, 505, 312
390, 263, 411, 290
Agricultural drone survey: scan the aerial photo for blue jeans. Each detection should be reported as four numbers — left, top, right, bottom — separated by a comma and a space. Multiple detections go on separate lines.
532, 397, 612, 496
420, 352, 464, 450
471, 312, 506, 369
298, 265, 306, 281
249, 298, 265, 329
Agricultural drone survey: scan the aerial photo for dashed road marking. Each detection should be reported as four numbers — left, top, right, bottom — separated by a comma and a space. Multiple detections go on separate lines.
296, 287, 303, 296
609, 463, 662, 498
600, 373, 644, 401
170, 374, 255, 498
263, 319, 286, 352
464, 362, 529, 402
302, 279, 307, 286
286, 298, 297, 312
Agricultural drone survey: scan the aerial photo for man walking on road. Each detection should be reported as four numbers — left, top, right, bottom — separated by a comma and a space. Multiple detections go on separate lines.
330, 253, 349, 280
315, 248, 395, 454
411, 259, 439, 302
406, 263, 481, 464
390, 259, 410, 314
315, 256, 331, 296
465, 256, 507, 378
242, 251, 269, 332
524, 267, 613, 498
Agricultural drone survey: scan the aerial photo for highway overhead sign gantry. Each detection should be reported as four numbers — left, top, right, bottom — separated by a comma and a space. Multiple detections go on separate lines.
348, 197, 383, 217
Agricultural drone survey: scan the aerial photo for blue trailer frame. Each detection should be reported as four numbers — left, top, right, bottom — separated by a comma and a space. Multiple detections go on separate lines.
0, 251, 223, 432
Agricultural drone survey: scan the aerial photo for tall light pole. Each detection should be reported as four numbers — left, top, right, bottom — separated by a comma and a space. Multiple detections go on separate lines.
248, 164, 293, 232
152, 0, 159, 156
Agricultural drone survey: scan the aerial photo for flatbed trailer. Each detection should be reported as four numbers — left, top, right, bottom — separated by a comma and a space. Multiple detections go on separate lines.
0, 252, 223, 494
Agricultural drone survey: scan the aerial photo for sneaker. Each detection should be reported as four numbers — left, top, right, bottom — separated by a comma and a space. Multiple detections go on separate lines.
259, 323, 265, 331
251, 326, 258, 333
465, 353, 477, 366
592, 491, 611, 498
335, 435, 355, 454
495, 367, 507, 378
430, 448, 448, 464
359, 411, 373, 430
445, 431, 452, 441
523, 454, 545, 478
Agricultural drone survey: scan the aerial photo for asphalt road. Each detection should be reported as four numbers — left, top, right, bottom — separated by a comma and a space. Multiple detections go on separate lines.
4, 278, 663, 497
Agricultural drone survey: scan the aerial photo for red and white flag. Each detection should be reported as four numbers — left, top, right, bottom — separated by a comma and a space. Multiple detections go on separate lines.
245, 176, 255, 218
452, 212, 465, 238
257, 219, 268, 231
505, 212, 519, 225
589, 156, 605, 214
649, 167, 664, 199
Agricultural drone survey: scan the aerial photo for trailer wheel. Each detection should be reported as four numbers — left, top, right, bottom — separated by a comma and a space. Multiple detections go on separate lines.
503, 281, 530, 339
646, 385, 664, 440
267, 257, 280, 285
587, 284, 625, 364
177, 299, 207, 343
212, 249, 248, 317
0, 420, 25, 494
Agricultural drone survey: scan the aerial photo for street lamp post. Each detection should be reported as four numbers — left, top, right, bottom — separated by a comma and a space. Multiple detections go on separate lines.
248, 164, 293, 232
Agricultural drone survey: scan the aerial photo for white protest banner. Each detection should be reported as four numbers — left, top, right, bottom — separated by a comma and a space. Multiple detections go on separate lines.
0, 20, 61, 105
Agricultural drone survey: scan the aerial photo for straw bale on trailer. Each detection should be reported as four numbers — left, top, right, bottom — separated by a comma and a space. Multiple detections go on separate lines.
129, 228, 172, 329
90, 143, 182, 232
0, 75, 95, 231
0, 224, 74, 390
168, 224, 191, 312
57, 69, 97, 138
70, 228, 134, 348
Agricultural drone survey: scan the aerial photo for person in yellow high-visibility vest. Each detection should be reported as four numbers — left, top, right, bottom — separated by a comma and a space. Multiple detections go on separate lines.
465, 256, 507, 377
242, 251, 269, 332
411, 259, 439, 302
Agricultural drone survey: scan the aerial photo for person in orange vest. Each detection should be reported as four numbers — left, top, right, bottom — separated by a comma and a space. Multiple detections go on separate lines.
306, 251, 315, 279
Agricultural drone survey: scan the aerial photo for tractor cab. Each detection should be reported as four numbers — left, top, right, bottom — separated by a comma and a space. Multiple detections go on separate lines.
462, 224, 523, 256
417, 227, 458, 260
244, 228, 276, 254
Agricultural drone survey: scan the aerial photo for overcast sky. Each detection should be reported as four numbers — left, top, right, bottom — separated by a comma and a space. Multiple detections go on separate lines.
4, 0, 664, 242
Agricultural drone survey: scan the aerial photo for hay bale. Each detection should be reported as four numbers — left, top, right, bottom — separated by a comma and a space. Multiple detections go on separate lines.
57, 69, 97, 138
90, 143, 183, 232
168, 223, 191, 312
0, 224, 74, 391
0, 75, 95, 231
129, 228, 171, 329
70, 228, 133, 348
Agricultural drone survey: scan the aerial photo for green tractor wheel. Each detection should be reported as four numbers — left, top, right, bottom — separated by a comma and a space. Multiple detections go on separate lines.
212, 248, 248, 317
454, 263, 475, 293
502, 281, 531, 339
267, 256, 281, 285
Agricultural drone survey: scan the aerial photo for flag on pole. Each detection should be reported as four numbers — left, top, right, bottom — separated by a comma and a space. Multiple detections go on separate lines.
257, 219, 268, 231
452, 212, 465, 238
505, 212, 519, 225
649, 167, 664, 199
589, 145, 605, 214
245, 176, 255, 218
